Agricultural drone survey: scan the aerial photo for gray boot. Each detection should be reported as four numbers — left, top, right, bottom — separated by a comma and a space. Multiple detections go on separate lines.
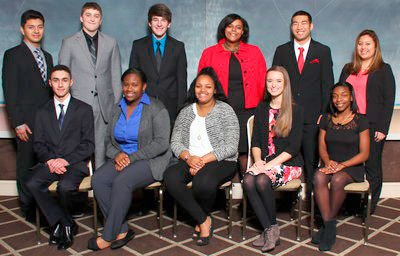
252, 229, 267, 247
270, 224, 280, 245
261, 225, 280, 253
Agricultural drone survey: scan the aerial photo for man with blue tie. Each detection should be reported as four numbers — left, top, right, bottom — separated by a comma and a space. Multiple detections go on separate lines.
2, 10, 53, 221
26, 65, 94, 250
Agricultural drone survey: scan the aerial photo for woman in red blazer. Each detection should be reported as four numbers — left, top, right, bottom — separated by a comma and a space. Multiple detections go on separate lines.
198, 13, 267, 173
339, 29, 396, 214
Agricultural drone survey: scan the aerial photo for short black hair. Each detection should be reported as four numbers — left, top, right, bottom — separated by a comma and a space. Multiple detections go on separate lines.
50, 65, 71, 78
148, 3, 172, 23
121, 68, 147, 84
21, 9, 44, 27
328, 82, 359, 115
217, 13, 249, 43
185, 67, 227, 105
291, 10, 312, 24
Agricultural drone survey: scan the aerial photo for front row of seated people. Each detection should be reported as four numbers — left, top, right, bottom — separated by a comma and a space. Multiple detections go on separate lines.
27, 65, 370, 253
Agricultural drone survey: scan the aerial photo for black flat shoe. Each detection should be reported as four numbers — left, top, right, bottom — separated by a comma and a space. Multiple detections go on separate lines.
57, 221, 78, 250
196, 226, 213, 246
110, 229, 135, 249
49, 223, 62, 245
192, 230, 200, 240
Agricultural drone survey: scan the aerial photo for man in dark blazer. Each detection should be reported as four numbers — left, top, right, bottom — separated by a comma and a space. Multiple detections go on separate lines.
272, 10, 334, 196
2, 10, 53, 220
129, 3, 187, 126
26, 65, 94, 250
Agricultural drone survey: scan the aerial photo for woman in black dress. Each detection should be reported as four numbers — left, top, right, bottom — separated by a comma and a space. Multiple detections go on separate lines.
313, 82, 370, 251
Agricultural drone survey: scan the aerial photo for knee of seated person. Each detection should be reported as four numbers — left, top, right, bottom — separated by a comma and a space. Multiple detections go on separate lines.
192, 183, 214, 197
25, 176, 40, 192
313, 171, 326, 186
330, 175, 348, 190
56, 181, 77, 195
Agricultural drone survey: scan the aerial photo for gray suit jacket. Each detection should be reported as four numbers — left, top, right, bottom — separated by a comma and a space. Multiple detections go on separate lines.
106, 97, 172, 181
58, 30, 122, 123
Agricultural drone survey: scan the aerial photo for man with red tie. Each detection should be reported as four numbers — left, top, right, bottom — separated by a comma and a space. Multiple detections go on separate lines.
272, 10, 334, 197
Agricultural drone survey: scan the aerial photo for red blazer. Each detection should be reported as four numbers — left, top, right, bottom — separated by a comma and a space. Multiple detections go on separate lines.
198, 39, 267, 109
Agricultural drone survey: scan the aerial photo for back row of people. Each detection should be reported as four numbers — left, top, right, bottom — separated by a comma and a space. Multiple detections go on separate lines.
2, 1, 395, 253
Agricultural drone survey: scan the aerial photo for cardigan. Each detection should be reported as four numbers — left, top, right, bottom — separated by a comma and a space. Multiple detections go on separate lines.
339, 63, 395, 135
198, 39, 267, 109
105, 97, 172, 181
251, 101, 304, 167
171, 101, 239, 162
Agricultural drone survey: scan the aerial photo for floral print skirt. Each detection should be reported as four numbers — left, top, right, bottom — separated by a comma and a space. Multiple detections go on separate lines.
247, 164, 302, 188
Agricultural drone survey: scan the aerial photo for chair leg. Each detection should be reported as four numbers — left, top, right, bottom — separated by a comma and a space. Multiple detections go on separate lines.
364, 191, 372, 244
173, 201, 177, 238
93, 196, 98, 236
158, 187, 163, 238
242, 191, 247, 240
296, 187, 302, 241
310, 190, 315, 238
228, 185, 233, 239
35, 207, 41, 244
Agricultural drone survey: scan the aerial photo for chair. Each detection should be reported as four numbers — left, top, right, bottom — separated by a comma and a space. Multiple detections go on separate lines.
35, 160, 97, 244
310, 180, 371, 244
241, 115, 303, 241
172, 180, 234, 239
144, 182, 164, 237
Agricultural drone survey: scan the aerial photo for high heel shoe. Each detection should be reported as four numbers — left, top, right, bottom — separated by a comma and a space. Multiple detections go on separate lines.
196, 226, 213, 246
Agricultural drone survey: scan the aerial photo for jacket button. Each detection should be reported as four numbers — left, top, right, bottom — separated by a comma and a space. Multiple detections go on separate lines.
95, 75, 97, 78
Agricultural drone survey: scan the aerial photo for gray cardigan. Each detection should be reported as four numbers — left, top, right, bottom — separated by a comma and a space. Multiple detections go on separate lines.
171, 101, 239, 162
106, 97, 172, 180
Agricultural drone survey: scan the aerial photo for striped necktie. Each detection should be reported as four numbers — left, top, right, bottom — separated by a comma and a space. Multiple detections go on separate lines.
89, 38, 97, 65
58, 104, 65, 130
34, 48, 46, 82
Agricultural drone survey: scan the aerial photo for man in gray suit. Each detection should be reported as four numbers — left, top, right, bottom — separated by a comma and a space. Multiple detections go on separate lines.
59, 2, 121, 169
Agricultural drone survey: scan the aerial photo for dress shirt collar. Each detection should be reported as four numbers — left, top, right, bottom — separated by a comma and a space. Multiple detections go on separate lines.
152, 34, 167, 56
119, 93, 151, 110
24, 41, 42, 55
54, 94, 71, 116
294, 38, 311, 60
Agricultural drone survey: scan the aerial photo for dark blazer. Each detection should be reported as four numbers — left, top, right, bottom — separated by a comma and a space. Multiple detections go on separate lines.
106, 97, 172, 181
129, 35, 187, 122
272, 40, 334, 124
33, 97, 94, 166
2, 42, 53, 129
339, 63, 396, 135
251, 101, 304, 167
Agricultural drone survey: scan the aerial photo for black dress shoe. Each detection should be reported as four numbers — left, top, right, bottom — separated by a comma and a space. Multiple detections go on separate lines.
110, 229, 135, 250
49, 223, 62, 245
57, 221, 78, 250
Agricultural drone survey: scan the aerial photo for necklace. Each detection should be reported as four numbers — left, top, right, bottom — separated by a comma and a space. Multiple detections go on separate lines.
333, 112, 353, 125
223, 42, 240, 52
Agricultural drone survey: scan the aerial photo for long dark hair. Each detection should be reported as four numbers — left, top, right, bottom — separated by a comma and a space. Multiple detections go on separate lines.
328, 82, 359, 115
217, 13, 249, 43
185, 67, 227, 105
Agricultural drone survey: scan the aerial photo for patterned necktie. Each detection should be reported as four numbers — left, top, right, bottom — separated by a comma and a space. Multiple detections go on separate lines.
155, 41, 162, 72
297, 47, 305, 74
89, 38, 97, 65
34, 48, 46, 82
58, 104, 65, 130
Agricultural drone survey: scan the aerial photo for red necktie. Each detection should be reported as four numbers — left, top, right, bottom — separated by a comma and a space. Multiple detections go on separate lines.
298, 47, 304, 74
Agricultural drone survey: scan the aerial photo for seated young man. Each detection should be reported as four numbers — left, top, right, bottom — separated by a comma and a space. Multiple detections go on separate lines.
26, 65, 94, 250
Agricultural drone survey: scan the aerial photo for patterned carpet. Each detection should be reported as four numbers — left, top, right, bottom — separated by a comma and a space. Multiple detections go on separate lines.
0, 196, 399, 256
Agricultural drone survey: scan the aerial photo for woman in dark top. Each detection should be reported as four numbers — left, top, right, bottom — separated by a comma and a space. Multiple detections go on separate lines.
244, 66, 303, 253
313, 82, 370, 252
198, 13, 267, 173
88, 68, 171, 250
339, 30, 395, 213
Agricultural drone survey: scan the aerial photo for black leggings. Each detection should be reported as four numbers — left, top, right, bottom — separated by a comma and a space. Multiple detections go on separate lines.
313, 170, 353, 221
164, 160, 236, 224
243, 173, 277, 229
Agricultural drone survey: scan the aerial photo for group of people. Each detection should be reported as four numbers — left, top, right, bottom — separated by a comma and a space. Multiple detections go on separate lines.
2, 1, 395, 253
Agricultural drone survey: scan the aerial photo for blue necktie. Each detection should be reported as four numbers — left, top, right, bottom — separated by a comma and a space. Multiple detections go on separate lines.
58, 104, 65, 130
155, 41, 162, 72
34, 48, 46, 82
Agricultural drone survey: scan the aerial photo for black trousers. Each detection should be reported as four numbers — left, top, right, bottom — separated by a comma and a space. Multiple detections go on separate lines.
26, 162, 88, 226
164, 160, 236, 224
16, 139, 37, 217
366, 126, 385, 213
302, 124, 320, 195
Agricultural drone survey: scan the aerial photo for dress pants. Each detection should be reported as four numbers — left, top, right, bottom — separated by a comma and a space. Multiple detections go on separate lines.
16, 139, 37, 217
92, 160, 155, 241
302, 124, 319, 195
164, 160, 236, 224
366, 126, 385, 213
92, 96, 107, 169
26, 162, 88, 226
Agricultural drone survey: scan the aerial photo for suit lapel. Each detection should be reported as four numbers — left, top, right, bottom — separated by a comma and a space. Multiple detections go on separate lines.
48, 100, 61, 140
288, 42, 301, 76
160, 36, 173, 75
303, 40, 316, 74
21, 43, 45, 84
145, 36, 159, 76
76, 31, 95, 70
96, 32, 105, 70
59, 97, 75, 136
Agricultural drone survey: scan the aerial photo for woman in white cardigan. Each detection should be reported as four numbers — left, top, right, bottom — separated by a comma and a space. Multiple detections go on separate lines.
164, 67, 239, 246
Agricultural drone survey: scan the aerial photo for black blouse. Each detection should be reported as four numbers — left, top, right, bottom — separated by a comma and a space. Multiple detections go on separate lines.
251, 101, 304, 167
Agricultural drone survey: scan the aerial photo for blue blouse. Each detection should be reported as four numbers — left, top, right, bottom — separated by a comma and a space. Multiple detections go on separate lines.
114, 93, 150, 154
